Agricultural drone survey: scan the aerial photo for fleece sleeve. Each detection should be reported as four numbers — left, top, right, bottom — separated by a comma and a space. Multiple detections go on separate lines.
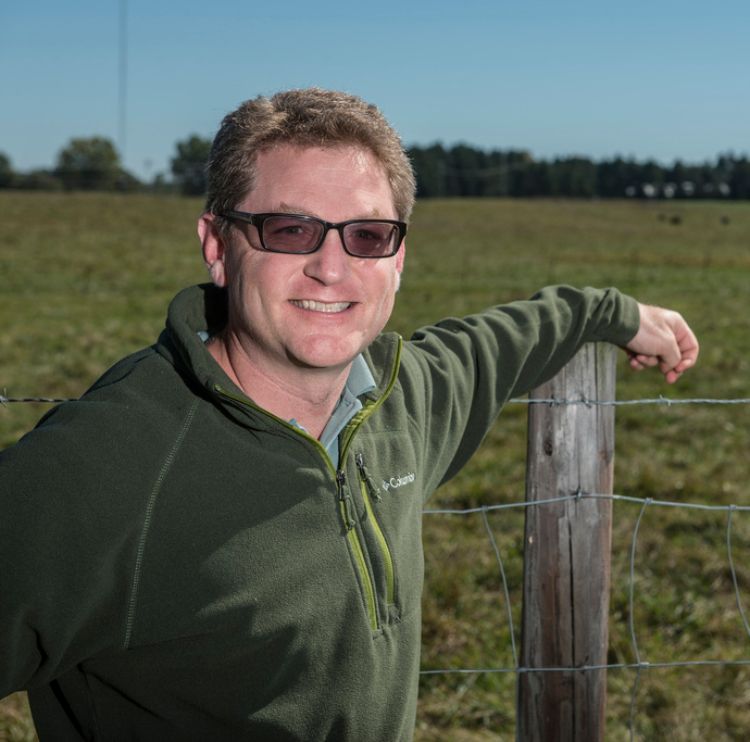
399, 285, 640, 493
0, 389, 176, 699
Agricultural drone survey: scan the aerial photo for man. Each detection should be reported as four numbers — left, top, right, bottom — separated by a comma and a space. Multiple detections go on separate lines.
0, 88, 698, 741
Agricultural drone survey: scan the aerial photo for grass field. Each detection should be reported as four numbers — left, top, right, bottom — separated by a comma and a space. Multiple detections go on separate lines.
2, 192, 749, 740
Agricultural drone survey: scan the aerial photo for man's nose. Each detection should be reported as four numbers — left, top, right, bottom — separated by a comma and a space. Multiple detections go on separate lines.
302, 229, 350, 284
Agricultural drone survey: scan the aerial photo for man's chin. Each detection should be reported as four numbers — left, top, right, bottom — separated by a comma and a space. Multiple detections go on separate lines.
286, 338, 365, 372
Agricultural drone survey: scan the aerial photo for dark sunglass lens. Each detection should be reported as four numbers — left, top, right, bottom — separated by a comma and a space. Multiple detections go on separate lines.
344, 223, 397, 257
263, 216, 322, 253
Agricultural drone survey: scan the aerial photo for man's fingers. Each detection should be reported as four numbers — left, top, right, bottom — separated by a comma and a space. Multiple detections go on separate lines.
674, 324, 700, 370
627, 351, 658, 370
626, 303, 699, 383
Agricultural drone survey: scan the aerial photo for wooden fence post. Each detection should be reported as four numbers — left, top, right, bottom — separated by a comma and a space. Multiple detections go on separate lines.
517, 343, 616, 742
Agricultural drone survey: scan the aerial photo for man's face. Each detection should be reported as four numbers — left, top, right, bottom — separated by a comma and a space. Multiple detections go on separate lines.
203, 144, 405, 377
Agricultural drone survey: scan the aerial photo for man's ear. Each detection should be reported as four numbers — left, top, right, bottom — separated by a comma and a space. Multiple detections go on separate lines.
396, 239, 406, 274
393, 240, 406, 293
198, 213, 227, 288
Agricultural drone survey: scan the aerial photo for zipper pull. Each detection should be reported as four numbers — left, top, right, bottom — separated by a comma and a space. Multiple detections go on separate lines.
336, 470, 356, 531
355, 453, 381, 502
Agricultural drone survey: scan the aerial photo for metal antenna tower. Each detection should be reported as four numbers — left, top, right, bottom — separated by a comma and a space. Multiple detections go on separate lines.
118, 0, 128, 163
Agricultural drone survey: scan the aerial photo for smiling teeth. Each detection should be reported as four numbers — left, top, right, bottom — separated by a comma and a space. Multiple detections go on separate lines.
292, 300, 351, 313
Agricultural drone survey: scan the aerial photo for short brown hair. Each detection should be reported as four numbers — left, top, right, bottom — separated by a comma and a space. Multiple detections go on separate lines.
205, 88, 416, 224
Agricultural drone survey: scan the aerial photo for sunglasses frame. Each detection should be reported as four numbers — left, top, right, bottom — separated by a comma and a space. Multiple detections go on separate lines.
221, 210, 407, 258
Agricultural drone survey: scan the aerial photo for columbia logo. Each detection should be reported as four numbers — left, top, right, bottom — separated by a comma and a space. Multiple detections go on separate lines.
381, 472, 416, 492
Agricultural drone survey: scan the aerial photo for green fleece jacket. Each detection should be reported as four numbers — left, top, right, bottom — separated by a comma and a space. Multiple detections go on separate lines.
0, 284, 639, 741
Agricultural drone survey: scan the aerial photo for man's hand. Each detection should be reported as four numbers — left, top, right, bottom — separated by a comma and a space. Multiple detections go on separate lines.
625, 303, 699, 384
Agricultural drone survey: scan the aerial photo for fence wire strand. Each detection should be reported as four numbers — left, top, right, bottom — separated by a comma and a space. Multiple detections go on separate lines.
4, 393, 750, 407
480, 507, 518, 667
1, 394, 74, 404
511, 395, 750, 407
727, 506, 750, 643
628, 498, 650, 668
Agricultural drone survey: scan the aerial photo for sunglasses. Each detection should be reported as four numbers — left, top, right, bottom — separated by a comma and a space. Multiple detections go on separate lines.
221, 211, 407, 259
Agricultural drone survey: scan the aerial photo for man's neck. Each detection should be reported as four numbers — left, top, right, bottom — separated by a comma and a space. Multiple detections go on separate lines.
207, 332, 351, 440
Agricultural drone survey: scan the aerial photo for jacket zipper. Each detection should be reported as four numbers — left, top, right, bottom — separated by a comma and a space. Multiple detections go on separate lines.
356, 453, 395, 606
214, 384, 384, 631
212, 338, 402, 634
333, 343, 401, 631
336, 469, 379, 632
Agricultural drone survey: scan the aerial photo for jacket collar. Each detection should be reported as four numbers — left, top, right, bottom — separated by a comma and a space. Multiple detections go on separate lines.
155, 283, 402, 408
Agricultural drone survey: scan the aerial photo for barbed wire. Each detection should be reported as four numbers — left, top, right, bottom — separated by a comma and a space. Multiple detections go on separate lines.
1, 395, 74, 404
4, 393, 750, 407
422, 491, 750, 740
419, 658, 750, 676
512, 395, 750, 407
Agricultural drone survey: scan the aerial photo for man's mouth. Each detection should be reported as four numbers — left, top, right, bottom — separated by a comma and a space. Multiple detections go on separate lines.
290, 299, 352, 314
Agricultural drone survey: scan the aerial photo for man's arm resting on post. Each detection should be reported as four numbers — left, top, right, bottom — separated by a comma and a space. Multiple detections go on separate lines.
624, 303, 700, 384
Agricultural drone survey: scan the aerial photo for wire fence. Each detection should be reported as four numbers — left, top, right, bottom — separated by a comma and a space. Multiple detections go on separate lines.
5, 392, 750, 407
422, 492, 750, 738
4, 392, 750, 739
419, 394, 750, 739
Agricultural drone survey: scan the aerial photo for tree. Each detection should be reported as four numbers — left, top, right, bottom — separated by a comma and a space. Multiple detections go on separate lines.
407, 144, 447, 198
551, 157, 597, 198
14, 169, 63, 191
0, 152, 13, 188
506, 150, 535, 196
55, 137, 122, 190
597, 157, 636, 198
446, 144, 487, 196
728, 156, 750, 199
171, 135, 212, 196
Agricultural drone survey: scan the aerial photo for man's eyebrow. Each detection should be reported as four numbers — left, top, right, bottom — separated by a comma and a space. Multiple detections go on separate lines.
277, 202, 386, 219
278, 202, 316, 217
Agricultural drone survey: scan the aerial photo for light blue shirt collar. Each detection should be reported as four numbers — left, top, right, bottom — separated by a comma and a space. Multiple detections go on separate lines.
291, 354, 376, 467
199, 332, 374, 467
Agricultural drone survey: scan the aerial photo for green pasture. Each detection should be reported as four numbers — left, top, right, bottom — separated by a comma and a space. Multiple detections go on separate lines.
2, 192, 750, 740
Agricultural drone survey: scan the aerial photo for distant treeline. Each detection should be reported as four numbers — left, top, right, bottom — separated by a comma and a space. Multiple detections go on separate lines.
408, 144, 750, 200
0, 136, 210, 196
2, 136, 749, 200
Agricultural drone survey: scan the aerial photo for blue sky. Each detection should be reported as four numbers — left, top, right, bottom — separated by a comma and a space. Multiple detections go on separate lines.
1, 0, 748, 180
